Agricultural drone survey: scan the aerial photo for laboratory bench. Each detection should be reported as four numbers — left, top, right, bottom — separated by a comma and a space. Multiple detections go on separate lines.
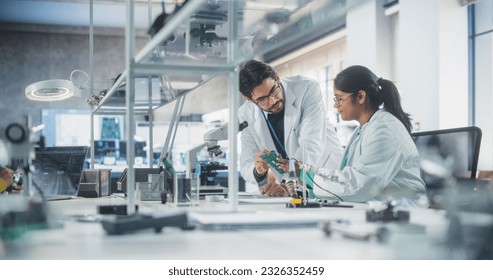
4, 194, 487, 260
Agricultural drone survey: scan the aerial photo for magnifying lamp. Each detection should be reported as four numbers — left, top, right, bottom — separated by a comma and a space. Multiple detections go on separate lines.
25, 70, 88, 102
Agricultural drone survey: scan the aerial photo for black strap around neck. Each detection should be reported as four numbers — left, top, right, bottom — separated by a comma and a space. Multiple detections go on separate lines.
262, 109, 287, 159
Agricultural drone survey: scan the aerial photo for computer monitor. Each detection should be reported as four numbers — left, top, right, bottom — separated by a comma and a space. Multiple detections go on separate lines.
118, 140, 125, 159
119, 140, 147, 159
32, 146, 89, 195
135, 141, 147, 157
93, 139, 118, 158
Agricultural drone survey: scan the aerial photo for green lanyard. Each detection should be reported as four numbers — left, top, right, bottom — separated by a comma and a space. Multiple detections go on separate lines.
340, 153, 349, 170
299, 169, 317, 198
340, 127, 361, 170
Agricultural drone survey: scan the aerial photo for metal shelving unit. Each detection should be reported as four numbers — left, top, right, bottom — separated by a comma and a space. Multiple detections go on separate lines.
89, 0, 362, 212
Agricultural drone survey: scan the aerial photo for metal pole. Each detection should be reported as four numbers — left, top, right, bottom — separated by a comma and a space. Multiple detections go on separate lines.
126, 0, 136, 215
146, 0, 153, 168
135, 0, 204, 63
89, 0, 95, 169
227, 0, 239, 212
148, 76, 154, 167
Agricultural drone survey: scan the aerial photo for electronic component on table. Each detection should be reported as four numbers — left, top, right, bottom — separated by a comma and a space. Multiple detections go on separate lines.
286, 198, 321, 208
286, 198, 354, 208
1, 196, 48, 240
321, 221, 390, 243
101, 212, 190, 235
285, 158, 297, 197
260, 150, 286, 174
318, 199, 354, 208
98, 205, 139, 215
366, 201, 410, 222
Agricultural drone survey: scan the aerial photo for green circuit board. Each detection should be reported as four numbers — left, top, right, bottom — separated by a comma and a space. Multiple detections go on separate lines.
260, 151, 286, 174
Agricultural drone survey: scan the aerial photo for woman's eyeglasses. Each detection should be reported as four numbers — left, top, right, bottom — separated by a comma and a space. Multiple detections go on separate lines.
333, 92, 355, 107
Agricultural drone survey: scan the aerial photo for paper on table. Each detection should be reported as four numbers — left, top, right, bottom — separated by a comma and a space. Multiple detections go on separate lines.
237, 197, 292, 204
189, 210, 324, 231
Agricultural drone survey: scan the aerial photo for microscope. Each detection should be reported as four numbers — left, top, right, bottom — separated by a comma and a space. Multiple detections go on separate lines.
185, 121, 247, 194
0, 117, 35, 169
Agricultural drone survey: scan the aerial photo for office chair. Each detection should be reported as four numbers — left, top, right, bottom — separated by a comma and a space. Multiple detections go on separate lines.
412, 126, 484, 209
412, 126, 482, 179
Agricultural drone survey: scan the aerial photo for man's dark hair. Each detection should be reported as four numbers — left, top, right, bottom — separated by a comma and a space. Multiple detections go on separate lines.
239, 60, 277, 99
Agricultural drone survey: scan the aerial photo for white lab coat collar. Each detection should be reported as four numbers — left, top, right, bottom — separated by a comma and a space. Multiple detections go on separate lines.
342, 109, 385, 169
253, 107, 277, 152
359, 108, 384, 134
282, 81, 298, 151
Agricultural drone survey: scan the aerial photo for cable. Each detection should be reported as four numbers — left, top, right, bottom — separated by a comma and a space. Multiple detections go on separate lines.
70, 69, 89, 89
31, 181, 45, 198
306, 172, 343, 202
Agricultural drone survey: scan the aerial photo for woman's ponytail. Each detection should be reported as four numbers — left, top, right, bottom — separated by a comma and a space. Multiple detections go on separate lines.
377, 78, 412, 134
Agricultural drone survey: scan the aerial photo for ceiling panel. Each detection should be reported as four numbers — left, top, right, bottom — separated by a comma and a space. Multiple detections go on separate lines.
0, 0, 163, 29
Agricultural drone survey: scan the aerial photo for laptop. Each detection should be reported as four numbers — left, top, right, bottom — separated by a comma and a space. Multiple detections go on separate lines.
32, 146, 88, 196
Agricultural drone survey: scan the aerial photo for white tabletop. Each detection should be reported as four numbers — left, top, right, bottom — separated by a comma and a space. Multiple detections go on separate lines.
2, 195, 458, 259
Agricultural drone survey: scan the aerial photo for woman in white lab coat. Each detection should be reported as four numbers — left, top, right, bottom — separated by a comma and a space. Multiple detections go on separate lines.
312, 65, 427, 207
238, 60, 342, 195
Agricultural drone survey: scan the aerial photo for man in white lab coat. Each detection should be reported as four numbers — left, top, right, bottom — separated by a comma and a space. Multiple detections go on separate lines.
238, 60, 342, 196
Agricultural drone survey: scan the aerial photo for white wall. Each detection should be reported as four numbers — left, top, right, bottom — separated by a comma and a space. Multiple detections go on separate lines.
474, 1, 493, 170
273, 37, 347, 125
438, 0, 469, 129
399, 0, 468, 131
347, 0, 393, 78
399, 0, 441, 130
345, 0, 491, 170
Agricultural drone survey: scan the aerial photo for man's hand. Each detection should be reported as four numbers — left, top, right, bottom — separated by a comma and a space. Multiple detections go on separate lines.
260, 173, 289, 197
276, 158, 300, 176
254, 149, 270, 176
261, 183, 289, 196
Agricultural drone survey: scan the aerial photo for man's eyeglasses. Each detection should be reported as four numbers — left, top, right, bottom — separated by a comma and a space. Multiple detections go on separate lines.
255, 82, 282, 106
333, 92, 355, 107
